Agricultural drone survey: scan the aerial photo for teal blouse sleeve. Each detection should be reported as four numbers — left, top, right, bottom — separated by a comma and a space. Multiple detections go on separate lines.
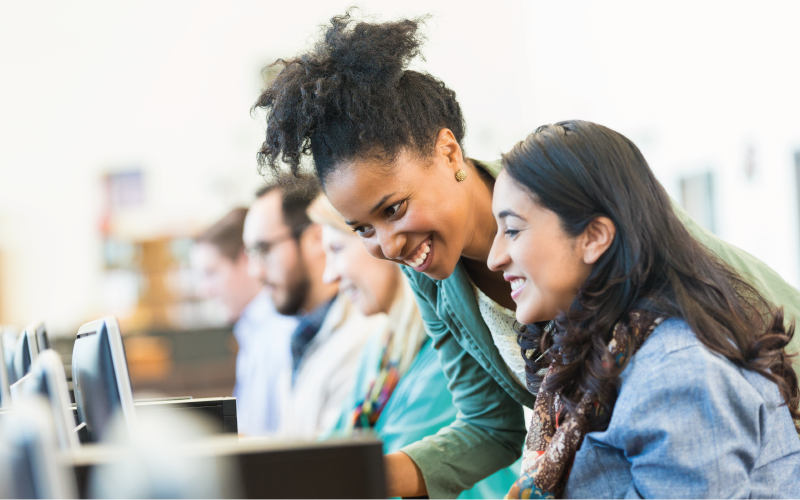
399, 271, 526, 499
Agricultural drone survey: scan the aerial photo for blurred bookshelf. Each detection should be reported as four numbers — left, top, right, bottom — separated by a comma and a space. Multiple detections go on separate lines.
92, 170, 236, 398
101, 235, 227, 332
93, 235, 237, 399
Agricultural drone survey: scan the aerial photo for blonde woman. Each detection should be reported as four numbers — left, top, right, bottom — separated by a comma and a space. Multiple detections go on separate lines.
308, 195, 517, 499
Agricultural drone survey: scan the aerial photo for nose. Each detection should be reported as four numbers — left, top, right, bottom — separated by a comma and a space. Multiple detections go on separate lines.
376, 227, 406, 261
487, 231, 510, 272
322, 255, 341, 285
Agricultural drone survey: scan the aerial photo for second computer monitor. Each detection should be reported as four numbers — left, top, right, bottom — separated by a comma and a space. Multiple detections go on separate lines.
0, 333, 11, 408
10, 322, 49, 384
9, 350, 80, 450
71, 317, 136, 443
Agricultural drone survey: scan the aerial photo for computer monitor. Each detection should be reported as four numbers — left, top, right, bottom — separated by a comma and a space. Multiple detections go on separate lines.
71, 317, 136, 443
10, 321, 48, 384
29, 321, 50, 352
0, 333, 11, 409
1, 327, 17, 383
11, 329, 36, 384
0, 397, 77, 499
9, 350, 80, 451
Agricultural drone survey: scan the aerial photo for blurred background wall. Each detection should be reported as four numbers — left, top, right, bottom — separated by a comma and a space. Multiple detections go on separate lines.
1, 0, 799, 336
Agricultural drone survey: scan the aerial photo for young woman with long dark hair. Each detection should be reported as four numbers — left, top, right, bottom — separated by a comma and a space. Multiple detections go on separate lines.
253, 12, 800, 498
489, 121, 800, 498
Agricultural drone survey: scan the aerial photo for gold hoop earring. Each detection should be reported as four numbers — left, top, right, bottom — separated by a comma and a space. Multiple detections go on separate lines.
455, 169, 467, 182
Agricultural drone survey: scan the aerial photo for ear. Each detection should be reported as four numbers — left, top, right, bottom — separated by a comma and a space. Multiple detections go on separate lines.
434, 128, 464, 169
300, 223, 324, 257
579, 216, 616, 265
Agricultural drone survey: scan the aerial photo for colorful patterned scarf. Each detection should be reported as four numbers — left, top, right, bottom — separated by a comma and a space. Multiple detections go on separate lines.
350, 278, 426, 430
506, 310, 665, 499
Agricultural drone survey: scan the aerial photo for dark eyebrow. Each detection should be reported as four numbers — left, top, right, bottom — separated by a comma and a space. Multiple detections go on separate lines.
370, 193, 397, 214
498, 209, 526, 221
343, 192, 398, 226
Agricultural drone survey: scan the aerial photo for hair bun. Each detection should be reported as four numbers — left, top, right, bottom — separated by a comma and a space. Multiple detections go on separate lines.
254, 9, 464, 181
322, 11, 426, 89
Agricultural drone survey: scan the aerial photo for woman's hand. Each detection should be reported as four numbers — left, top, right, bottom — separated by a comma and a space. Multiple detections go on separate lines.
385, 451, 427, 497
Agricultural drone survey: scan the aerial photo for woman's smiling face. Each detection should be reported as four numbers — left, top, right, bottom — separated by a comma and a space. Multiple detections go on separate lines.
487, 170, 593, 324
320, 224, 400, 316
324, 139, 479, 281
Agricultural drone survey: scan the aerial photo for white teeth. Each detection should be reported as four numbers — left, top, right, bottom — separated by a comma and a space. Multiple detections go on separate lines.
406, 239, 432, 268
510, 278, 526, 291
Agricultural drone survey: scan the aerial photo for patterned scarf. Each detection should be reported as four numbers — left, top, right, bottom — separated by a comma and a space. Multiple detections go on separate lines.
350, 278, 426, 430
506, 310, 665, 499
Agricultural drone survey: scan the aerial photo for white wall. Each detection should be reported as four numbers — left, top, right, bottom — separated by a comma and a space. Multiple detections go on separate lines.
520, 1, 800, 290
1, 0, 798, 333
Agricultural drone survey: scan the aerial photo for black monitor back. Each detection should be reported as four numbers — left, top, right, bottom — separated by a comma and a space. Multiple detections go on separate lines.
0, 333, 11, 408
10, 322, 48, 384
11, 331, 33, 384
10, 350, 81, 450
72, 320, 131, 443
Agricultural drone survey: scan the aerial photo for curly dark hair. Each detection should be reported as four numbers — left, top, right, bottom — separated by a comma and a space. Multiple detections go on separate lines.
506, 120, 800, 433
252, 9, 466, 184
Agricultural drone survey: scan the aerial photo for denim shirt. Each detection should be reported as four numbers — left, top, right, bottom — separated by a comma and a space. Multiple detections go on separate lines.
564, 318, 800, 498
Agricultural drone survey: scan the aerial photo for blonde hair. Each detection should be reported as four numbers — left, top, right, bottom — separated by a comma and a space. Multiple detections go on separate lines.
307, 194, 351, 234
306, 194, 426, 385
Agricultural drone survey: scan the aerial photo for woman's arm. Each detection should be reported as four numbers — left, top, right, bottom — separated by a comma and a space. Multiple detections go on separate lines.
394, 270, 527, 499
385, 451, 428, 497
673, 198, 800, 324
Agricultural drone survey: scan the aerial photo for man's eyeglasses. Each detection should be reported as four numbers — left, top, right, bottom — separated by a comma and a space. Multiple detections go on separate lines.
244, 223, 310, 262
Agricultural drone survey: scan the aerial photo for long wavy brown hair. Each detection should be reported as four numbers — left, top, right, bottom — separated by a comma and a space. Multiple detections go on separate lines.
507, 120, 799, 432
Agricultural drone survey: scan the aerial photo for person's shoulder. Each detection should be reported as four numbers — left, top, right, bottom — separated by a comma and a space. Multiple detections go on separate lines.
621, 318, 730, 388
624, 317, 775, 407
470, 158, 502, 179
635, 317, 701, 359
629, 317, 735, 373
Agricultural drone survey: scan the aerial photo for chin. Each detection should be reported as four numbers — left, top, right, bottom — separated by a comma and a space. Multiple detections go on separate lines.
514, 305, 539, 326
358, 304, 378, 317
423, 259, 457, 281
515, 313, 534, 326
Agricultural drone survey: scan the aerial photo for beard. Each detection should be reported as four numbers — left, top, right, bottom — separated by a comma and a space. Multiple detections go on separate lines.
272, 264, 311, 316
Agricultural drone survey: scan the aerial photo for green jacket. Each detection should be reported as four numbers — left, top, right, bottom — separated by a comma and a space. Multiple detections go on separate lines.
400, 159, 800, 499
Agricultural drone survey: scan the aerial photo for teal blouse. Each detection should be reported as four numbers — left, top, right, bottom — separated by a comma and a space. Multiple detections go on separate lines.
327, 335, 519, 498
399, 159, 800, 499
